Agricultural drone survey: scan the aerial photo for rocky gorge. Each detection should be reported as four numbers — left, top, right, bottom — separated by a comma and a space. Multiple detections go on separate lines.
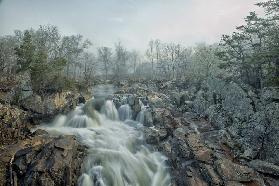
0, 79, 279, 186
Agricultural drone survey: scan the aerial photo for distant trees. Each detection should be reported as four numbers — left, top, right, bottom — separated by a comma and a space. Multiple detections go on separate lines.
141, 0, 279, 88
1, 0, 278, 90
129, 50, 140, 77
144, 40, 220, 81
146, 40, 155, 78
0, 36, 17, 75
0, 25, 95, 95
114, 42, 128, 79
98, 47, 112, 80
60, 34, 91, 79
15, 30, 66, 94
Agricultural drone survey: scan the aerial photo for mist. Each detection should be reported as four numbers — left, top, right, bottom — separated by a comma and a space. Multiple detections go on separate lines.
0, 0, 261, 51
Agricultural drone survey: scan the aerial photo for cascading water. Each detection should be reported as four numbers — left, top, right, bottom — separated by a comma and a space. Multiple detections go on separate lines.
136, 99, 150, 125
40, 97, 170, 186
118, 104, 132, 121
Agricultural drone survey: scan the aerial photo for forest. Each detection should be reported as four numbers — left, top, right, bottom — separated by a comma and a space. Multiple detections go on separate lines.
0, 0, 279, 186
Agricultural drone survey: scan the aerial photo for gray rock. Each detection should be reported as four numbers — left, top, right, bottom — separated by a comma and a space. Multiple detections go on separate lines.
12, 135, 86, 186
215, 158, 257, 182
249, 160, 279, 176
261, 87, 279, 104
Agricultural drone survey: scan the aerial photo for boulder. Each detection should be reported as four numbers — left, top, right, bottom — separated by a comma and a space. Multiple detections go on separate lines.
185, 167, 208, 186
153, 108, 180, 130
215, 158, 257, 182
144, 127, 168, 144
20, 92, 79, 124
200, 164, 222, 185
10, 134, 86, 186
186, 134, 213, 163
261, 87, 279, 104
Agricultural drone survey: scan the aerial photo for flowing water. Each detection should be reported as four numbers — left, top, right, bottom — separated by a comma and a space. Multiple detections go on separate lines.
40, 91, 170, 186
118, 104, 132, 121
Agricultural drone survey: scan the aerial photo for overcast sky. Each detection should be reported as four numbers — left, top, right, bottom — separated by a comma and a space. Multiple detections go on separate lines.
0, 0, 263, 51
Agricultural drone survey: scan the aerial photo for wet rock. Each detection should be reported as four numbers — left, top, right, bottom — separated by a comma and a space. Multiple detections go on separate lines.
136, 109, 153, 127
144, 127, 168, 144
226, 181, 245, 186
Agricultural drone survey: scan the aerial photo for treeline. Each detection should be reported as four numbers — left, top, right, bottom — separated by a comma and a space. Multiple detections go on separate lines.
0, 25, 93, 95
0, 26, 143, 95
144, 0, 279, 90
0, 0, 278, 95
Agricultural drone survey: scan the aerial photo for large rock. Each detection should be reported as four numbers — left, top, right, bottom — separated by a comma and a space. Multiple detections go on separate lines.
20, 92, 79, 124
215, 158, 258, 183
144, 127, 168, 144
185, 167, 208, 186
249, 160, 279, 176
261, 87, 279, 104
12, 136, 84, 186
186, 134, 212, 163
153, 108, 181, 130
0, 103, 30, 146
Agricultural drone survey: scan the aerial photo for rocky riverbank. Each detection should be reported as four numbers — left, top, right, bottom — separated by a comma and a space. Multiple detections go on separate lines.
0, 89, 89, 186
0, 79, 278, 186
113, 80, 279, 186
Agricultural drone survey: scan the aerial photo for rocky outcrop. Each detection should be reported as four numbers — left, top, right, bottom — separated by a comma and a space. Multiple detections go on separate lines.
189, 77, 279, 165
0, 103, 31, 146
0, 130, 86, 186
0, 100, 87, 186
19, 92, 81, 124
115, 80, 279, 186
249, 160, 279, 176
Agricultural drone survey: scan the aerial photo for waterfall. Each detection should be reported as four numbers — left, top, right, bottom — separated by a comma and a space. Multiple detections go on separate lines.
136, 99, 152, 126
118, 104, 132, 121
136, 110, 145, 124
40, 99, 170, 186
101, 100, 119, 120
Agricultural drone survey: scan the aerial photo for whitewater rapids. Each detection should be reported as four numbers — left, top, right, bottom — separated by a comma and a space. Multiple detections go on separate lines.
40, 99, 171, 186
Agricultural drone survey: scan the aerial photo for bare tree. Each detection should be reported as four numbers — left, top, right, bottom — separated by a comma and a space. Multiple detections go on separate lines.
114, 42, 128, 79
146, 40, 155, 79
98, 47, 112, 80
